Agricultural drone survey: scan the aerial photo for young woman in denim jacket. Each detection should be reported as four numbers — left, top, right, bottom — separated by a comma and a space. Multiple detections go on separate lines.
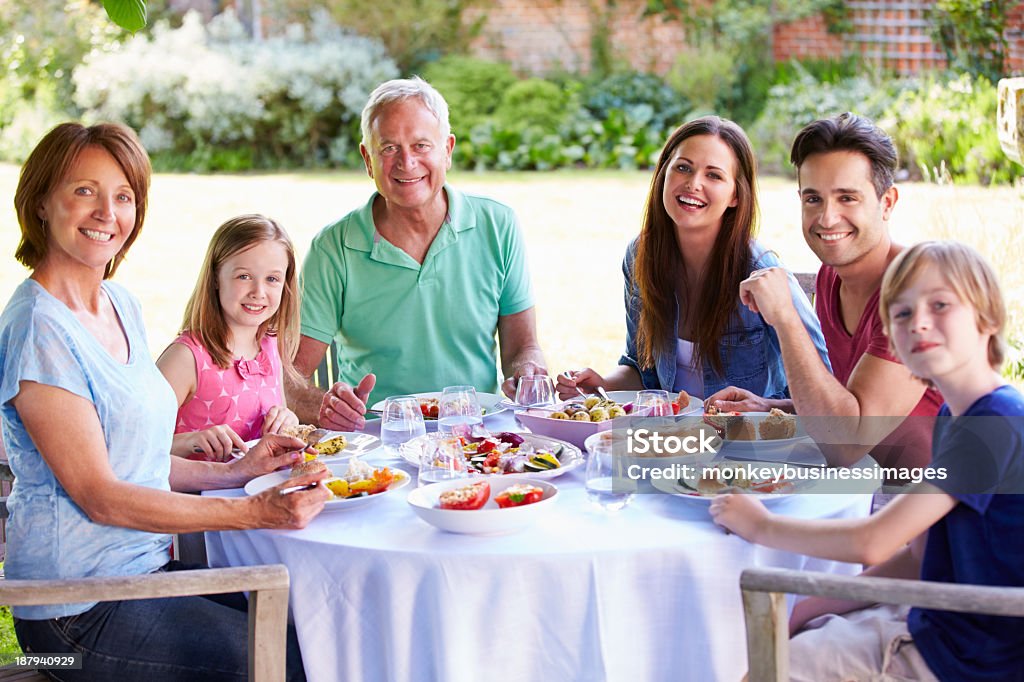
557, 117, 830, 401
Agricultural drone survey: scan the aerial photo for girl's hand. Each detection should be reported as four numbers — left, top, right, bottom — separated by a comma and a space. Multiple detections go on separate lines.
556, 369, 604, 400
708, 493, 771, 541
262, 405, 299, 436
184, 425, 248, 462
252, 469, 331, 529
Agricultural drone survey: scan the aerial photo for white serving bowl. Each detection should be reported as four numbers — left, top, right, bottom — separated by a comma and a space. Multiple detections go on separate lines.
406, 477, 558, 535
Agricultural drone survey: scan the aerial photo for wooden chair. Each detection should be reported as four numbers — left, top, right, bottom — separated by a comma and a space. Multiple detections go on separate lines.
740, 567, 1024, 682
312, 340, 340, 391
793, 271, 817, 302
0, 488, 290, 681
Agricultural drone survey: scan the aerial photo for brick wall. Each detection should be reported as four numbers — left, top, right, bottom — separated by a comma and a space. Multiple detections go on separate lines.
465, 0, 687, 75
774, 0, 1024, 76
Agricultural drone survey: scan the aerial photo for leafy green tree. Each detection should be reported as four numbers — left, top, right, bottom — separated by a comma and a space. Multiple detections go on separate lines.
929, 0, 1009, 81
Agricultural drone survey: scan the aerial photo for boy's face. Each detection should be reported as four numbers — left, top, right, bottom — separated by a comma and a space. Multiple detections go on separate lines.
885, 264, 993, 385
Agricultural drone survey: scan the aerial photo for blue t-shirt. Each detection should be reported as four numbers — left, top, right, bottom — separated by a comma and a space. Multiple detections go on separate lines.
909, 384, 1024, 681
0, 280, 176, 619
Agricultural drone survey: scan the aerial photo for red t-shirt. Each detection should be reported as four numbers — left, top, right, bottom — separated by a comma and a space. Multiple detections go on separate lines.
816, 265, 944, 472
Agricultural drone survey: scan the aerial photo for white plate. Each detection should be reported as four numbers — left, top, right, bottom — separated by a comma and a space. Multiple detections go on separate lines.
398, 431, 583, 479
244, 460, 409, 511
713, 412, 818, 462
650, 463, 802, 503
369, 391, 508, 421
232, 432, 381, 462
407, 478, 558, 535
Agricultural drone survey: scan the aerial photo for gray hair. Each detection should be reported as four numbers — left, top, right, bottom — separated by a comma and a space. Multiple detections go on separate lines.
360, 77, 451, 148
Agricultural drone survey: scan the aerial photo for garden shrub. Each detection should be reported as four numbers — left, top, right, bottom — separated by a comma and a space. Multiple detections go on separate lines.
666, 46, 738, 117
880, 74, 1019, 185
72, 10, 398, 171
582, 71, 689, 133
420, 56, 517, 138
749, 66, 902, 175
494, 79, 569, 133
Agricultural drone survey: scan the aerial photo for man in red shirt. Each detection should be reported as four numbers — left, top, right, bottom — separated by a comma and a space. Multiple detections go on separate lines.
707, 113, 942, 474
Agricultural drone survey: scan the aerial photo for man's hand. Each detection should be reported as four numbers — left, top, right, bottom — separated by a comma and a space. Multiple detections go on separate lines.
501, 361, 548, 398
704, 386, 771, 413
319, 373, 376, 430
739, 267, 800, 328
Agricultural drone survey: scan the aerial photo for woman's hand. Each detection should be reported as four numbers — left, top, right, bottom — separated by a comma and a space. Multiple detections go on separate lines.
555, 369, 604, 400
708, 493, 771, 541
227, 433, 308, 484
176, 425, 248, 462
251, 469, 331, 530
704, 386, 769, 413
262, 405, 299, 436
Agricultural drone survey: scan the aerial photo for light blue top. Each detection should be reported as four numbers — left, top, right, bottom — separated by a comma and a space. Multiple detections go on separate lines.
0, 280, 175, 619
300, 185, 534, 406
619, 238, 831, 399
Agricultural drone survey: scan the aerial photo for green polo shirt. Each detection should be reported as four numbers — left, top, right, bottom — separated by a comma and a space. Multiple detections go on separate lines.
300, 186, 534, 406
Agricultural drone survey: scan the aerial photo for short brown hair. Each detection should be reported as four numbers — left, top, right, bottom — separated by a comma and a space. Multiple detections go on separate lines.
790, 112, 897, 199
14, 122, 151, 277
181, 214, 302, 384
880, 240, 1006, 371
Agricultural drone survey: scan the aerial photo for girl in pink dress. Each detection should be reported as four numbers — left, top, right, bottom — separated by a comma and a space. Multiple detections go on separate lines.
158, 215, 303, 461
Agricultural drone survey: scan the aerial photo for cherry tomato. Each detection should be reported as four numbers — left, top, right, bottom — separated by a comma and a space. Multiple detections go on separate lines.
495, 484, 544, 508
671, 402, 681, 414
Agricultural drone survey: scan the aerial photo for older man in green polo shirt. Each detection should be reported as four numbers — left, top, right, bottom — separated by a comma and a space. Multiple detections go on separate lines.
286, 77, 548, 430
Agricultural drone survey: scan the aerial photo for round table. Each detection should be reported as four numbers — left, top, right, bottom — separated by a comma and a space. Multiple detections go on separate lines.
206, 411, 873, 682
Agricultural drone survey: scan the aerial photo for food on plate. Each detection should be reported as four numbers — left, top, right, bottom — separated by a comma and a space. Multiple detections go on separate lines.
438, 480, 491, 510
418, 396, 485, 420
704, 405, 749, 440
457, 431, 566, 475
322, 457, 402, 499
282, 423, 317, 443
571, 411, 590, 421
583, 396, 601, 410
681, 463, 793, 496
314, 433, 348, 455
758, 408, 798, 440
495, 483, 544, 508
550, 411, 569, 420
290, 459, 328, 478
588, 407, 609, 422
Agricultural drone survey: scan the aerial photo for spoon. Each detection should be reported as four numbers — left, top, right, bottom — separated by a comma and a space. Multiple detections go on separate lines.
596, 386, 613, 403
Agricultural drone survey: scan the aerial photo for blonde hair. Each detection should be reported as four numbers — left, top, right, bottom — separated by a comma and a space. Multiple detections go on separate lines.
880, 240, 1006, 371
181, 214, 302, 384
14, 122, 150, 277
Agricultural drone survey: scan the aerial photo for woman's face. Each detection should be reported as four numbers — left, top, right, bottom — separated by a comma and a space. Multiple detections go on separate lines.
37, 146, 137, 274
661, 134, 739, 235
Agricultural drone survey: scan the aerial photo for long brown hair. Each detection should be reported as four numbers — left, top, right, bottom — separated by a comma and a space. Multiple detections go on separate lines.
14, 122, 151, 278
181, 214, 302, 385
633, 116, 759, 376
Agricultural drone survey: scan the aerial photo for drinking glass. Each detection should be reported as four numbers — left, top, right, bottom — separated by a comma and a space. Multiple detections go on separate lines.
585, 437, 636, 512
437, 385, 483, 435
514, 375, 556, 408
379, 395, 426, 458
417, 436, 468, 487
633, 389, 673, 417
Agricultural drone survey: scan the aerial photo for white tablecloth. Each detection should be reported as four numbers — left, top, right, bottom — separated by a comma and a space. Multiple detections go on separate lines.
206, 411, 872, 682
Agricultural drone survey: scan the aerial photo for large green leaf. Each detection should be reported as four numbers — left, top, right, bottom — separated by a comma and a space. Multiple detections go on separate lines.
102, 0, 147, 33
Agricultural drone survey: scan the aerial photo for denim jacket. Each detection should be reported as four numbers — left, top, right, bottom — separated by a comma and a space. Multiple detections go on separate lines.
618, 238, 831, 399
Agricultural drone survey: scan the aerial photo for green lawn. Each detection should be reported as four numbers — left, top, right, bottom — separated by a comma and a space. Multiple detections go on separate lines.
1, 165, 1021, 376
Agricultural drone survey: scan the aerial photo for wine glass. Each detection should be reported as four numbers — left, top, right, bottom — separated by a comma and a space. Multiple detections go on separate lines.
437, 385, 483, 435
417, 436, 468, 487
633, 389, 673, 417
514, 375, 556, 408
379, 395, 426, 459
585, 436, 636, 512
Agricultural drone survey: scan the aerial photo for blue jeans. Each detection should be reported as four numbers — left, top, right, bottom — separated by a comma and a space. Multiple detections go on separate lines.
13, 562, 306, 681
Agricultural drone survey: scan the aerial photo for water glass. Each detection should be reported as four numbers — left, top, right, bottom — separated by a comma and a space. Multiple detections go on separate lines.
438, 385, 483, 435
585, 437, 636, 512
379, 395, 426, 458
418, 436, 468, 487
633, 389, 673, 417
514, 375, 556, 408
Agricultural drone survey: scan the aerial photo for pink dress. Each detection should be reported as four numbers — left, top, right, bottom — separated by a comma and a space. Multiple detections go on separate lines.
172, 332, 285, 442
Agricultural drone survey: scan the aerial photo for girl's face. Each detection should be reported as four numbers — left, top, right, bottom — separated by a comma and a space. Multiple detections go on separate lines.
661, 134, 739, 235
216, 240, 289, 337
37, 146, 137, 274
886, 264, 993, 385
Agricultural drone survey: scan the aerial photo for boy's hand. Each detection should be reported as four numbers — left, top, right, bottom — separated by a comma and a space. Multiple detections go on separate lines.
709, 493, 771, 541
